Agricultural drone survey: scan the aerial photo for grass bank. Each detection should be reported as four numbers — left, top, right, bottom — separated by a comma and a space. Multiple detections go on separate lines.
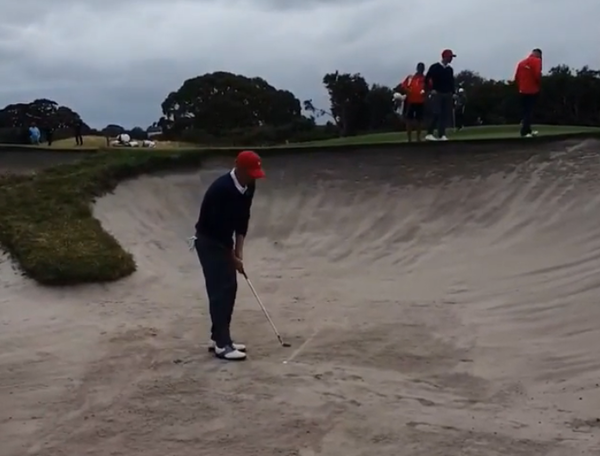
0, 150, 207, 285
0, 125, 599, 286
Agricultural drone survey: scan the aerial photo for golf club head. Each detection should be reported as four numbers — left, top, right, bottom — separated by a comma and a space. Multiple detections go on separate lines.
282, 342, 291, 347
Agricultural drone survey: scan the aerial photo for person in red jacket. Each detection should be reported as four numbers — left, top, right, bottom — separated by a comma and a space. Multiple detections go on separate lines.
514, 48, 542, 137
399, 62, 428, 141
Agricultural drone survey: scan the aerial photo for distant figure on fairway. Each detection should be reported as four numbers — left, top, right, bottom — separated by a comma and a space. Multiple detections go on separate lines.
74, 119, 84, 146
425, 49, 456, 141
399, 62, 428, 142
28, 123, 41, 145
454, 88, 467, 131
514, 48, 542, 137
193, 150, 265, 361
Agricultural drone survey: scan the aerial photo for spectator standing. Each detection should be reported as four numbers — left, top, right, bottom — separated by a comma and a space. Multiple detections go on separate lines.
74, 119, 84, 146
399, 62, 428, 142
424, 49, 456, 141
44, 124, 55, 146
28, 123, 41, 145
514, 48, 542, 137
454, 88, 467, 131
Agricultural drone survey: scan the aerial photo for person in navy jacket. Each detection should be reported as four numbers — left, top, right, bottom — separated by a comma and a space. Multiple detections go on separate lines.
194, 150, 265, 361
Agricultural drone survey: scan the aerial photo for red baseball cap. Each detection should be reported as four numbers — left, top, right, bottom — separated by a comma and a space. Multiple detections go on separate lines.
442, 49, 456, 58
236, 150, 265, 179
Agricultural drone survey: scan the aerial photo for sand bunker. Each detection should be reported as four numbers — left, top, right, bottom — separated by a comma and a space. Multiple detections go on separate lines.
2, 140, 600, 455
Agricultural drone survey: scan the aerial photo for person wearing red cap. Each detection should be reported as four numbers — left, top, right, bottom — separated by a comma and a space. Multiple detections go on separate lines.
514, 48, 542, 137
192, 150, 265, 361
424, 49, 457, 141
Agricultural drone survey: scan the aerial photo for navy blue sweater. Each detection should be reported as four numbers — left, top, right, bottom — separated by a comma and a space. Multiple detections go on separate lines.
425, 63, 455, 94
195, 172, 255, 249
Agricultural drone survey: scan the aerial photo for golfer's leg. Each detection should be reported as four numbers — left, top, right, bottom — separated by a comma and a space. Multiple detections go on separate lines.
438, 96, 447, 137
405, 105, 413, 141
223, 267, 237, 341
523, 95, 531, 135
427, 111, 438, 136
195, 239, 231, 348
529, 94, 538, 132
520, 95, 530, 136
427, 94, 440, 135
438, 94, 452, 138
415, 105, 424, 140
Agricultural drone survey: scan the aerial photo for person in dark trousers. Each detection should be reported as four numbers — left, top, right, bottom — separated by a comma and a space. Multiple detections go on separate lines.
424, 49, 456, 141
193, 150, 265, 361
454, 88, 467, 131
45, 125, 55, 146
514, 48, 542, 137
74, 119, 84, 146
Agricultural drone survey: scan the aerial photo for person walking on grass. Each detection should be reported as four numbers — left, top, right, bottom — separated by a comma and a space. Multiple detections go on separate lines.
74, 118, 84, 146
514, 48, 542, 138
424, 49, 456, 141
193, 150, 265, 361
399, 62, 428, 142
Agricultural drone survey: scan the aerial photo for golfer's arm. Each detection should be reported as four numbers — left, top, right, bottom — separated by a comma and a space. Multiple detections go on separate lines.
534, 59, 542, 85
234, 188, 254, 258
234, 218, 249, 258
424, 66, 434, 93
234, 235, 245, 259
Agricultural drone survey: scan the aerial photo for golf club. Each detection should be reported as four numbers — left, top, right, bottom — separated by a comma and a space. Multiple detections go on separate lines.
243, 272, 291, 347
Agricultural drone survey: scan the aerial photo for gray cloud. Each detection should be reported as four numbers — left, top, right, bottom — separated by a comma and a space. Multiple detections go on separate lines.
1, 0, 598, 128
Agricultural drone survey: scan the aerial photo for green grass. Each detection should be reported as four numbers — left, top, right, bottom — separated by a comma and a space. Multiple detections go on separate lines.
0, 124, 598, 286
0, 150, 207, 285
292, 124, 600, 147
0, 135, 198, 151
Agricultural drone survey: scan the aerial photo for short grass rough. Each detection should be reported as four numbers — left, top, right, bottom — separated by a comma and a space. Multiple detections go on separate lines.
0, 150, 207, 285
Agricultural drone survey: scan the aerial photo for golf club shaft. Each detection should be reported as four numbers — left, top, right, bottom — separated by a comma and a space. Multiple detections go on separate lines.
243, 273, 285, 345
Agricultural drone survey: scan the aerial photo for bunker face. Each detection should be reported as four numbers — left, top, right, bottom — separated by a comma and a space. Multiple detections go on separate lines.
2, 141, 600, 455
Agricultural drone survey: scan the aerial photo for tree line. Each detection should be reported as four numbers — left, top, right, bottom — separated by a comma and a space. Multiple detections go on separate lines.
1, 64, 599, 146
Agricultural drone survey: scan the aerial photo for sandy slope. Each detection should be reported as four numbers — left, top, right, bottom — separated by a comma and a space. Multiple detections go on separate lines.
1, 140, 600, 455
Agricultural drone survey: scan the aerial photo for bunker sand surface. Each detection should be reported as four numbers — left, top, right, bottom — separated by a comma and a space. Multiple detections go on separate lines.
2, 140, 600, 455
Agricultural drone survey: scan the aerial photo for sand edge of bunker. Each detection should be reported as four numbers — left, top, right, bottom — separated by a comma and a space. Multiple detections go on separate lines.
0, 128, 599, 286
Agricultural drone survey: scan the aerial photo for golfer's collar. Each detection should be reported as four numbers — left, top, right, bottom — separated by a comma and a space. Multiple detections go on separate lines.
440, 61, 450, 67
230, 169, 247, 194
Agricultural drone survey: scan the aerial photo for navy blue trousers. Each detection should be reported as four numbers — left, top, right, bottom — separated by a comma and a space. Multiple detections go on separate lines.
195, 235, 237, 347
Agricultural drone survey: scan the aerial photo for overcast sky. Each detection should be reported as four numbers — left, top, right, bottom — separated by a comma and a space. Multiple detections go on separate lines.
0, 0, 597, 129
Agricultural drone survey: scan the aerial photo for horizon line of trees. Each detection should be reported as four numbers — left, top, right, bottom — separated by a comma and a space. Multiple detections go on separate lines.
1, 64, 599, 146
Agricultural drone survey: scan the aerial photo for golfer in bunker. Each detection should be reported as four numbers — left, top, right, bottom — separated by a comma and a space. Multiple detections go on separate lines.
193, 150, 265, 361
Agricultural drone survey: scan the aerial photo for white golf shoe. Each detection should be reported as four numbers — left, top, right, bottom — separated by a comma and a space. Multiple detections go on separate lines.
425, 134, 437, 141
209, 340, 246, 352
439, 135, 448, 141
213, 344, 247, 361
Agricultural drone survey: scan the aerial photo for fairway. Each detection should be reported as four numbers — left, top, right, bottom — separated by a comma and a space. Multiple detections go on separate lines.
4, 135, 198, 151
292, 124, 600, 147
2, 125, 599, 153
